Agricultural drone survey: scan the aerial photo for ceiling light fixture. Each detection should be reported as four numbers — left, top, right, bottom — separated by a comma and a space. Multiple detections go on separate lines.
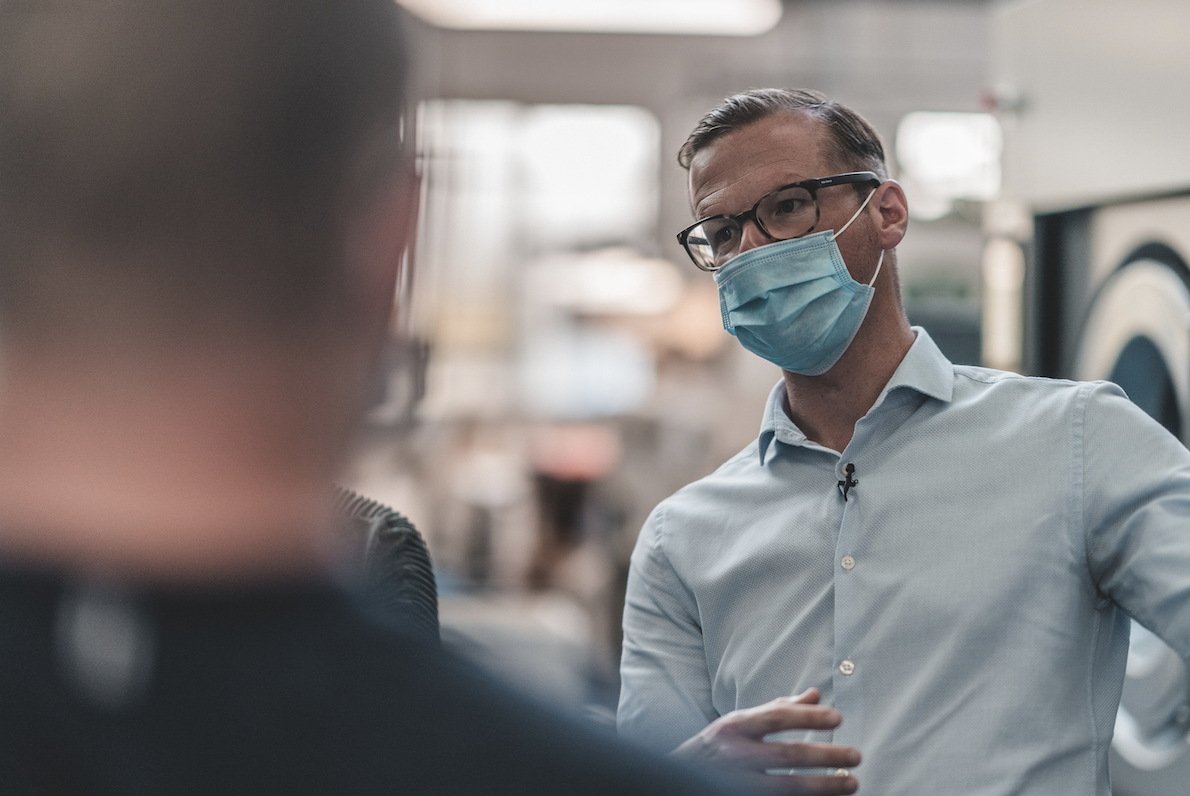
396, 0, 783, 36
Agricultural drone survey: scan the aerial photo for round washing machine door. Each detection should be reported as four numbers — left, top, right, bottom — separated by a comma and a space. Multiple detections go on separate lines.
1075, 258, 1190, 794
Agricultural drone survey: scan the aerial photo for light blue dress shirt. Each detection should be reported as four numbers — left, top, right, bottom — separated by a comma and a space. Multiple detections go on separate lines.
618, 329, 1190, 796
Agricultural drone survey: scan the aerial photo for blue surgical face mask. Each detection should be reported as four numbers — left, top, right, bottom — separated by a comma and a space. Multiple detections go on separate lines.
713, 188, 883, 376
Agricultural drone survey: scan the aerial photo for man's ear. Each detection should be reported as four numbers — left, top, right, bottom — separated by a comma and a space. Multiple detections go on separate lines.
871, 179, 909, 250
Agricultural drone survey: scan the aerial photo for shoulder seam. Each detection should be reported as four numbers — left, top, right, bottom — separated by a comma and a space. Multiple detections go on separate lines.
649, 502, 669, 552
1075, 380, 1097, 593
952, 368, 1099, 390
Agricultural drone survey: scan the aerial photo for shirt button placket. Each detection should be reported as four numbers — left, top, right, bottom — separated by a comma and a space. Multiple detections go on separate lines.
833, 459, 863, 746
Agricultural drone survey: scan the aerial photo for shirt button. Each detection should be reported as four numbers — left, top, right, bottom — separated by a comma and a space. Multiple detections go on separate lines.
841, 555, 855, 570
839, 660, 855, 675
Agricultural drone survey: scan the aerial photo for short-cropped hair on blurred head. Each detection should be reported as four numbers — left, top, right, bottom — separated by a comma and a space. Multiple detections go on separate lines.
0, 0, 409, 349
678, 88, 888, 183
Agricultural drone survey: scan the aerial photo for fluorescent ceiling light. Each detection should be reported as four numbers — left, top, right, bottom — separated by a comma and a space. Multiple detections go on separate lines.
896, 112, 1002, 220
397, 0, 783, 36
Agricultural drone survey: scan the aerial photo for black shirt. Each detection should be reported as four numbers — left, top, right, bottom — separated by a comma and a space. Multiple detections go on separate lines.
0, 568, 741, 795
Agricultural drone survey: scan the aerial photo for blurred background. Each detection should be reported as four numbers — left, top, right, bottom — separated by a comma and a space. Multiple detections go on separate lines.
346, 2, 1190, 792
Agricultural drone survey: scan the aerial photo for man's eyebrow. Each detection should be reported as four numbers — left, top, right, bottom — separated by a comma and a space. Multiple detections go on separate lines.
692, 191, 729, 220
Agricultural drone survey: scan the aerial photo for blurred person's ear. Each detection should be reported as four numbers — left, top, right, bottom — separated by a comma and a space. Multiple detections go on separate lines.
346, 160, 421, 343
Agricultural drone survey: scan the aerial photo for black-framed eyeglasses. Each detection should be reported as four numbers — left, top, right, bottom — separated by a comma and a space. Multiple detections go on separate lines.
676, 171, 880, 272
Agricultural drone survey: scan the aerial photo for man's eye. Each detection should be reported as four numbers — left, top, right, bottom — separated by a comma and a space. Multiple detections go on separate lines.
773, 198, 804, 216
714, 226, 737, 245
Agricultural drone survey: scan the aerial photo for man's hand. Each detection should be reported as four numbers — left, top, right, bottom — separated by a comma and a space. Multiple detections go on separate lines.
672, 689, 860, 794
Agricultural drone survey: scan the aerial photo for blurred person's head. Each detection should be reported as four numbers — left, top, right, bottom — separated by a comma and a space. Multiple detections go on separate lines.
0, 0, 411, 362
678, 88, 888, 183
0, 0, 417, 578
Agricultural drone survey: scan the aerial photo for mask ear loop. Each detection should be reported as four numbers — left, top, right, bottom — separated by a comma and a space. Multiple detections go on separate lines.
831, 185, 878, 240
830, 186, 883, 289
868, 249, 884, 288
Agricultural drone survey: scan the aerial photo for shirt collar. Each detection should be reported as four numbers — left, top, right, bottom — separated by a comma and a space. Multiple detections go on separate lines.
757, 327, 954, 464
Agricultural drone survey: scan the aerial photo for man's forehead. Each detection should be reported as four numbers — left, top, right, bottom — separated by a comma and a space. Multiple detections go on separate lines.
687, 111, 830, 215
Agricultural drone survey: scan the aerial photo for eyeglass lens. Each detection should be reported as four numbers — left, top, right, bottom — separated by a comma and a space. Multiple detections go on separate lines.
686, 185, 816, 269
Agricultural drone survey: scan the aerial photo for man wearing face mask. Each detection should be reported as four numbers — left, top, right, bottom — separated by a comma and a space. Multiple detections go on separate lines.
618, 89, 1190, 796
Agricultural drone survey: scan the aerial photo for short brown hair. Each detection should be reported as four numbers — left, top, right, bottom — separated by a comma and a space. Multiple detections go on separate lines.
678, 88, 888, 180
0, 0, 408, 348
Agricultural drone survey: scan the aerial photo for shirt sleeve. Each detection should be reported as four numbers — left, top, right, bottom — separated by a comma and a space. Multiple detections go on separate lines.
1083, 381, 1190, 662
617, 503, 718, 753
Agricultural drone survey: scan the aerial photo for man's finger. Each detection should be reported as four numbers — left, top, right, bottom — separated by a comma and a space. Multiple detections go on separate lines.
715, 739, 861, 770
740, 770, 859, 796
776, 772, 859, 796
762, 741, 861, 769
789, 688, 821, 705
725, 700, 844, 737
